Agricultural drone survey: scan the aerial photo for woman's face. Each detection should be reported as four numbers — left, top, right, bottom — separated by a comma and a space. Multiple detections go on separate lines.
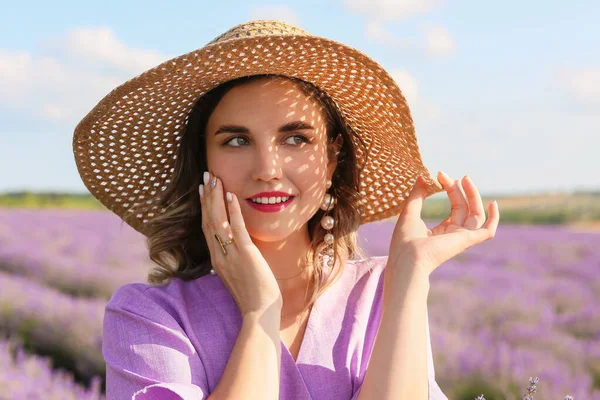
205, 78, 338, 242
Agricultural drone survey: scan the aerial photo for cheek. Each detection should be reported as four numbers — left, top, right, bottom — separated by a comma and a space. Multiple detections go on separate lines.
293, 165, 329, 202
206, 151, 246, 187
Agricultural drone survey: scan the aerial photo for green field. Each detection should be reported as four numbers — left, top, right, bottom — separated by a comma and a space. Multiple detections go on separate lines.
1, 190, 600, 225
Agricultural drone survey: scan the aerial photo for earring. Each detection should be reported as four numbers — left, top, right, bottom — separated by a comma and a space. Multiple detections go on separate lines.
320, 179, 336, 268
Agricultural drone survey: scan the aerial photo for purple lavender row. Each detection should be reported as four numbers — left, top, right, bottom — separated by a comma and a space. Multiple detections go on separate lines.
358, 221, 600, 398
0, 337, 105, 399
1, 209, 599, 397
0, 209, 150, 299
0, 270, 106, 379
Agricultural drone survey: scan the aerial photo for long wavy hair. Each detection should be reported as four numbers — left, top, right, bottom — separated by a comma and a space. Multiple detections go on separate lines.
140, 74, 369, 314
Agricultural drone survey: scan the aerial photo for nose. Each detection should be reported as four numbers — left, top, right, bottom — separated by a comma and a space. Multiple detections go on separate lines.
251, 142, 283, 182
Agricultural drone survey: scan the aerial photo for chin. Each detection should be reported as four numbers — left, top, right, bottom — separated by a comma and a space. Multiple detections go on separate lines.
247, 227, 303, 243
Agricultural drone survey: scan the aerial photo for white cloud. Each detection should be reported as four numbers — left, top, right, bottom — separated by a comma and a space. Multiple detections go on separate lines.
421, 24, 455, 56
0, 27, 168, 125
60, 27, 165, 74
365, 21, 455, 57
365, 21, 415, 50
249, 5, 300, 26
40, 103, 70, 121
419, 100, 442, 121
0, 51, 32, 86
390, 69, 419, 106
345, 0, 444, 20
365, 20, 388, 42
390, 69, 441, 123
556, 67, 600, 106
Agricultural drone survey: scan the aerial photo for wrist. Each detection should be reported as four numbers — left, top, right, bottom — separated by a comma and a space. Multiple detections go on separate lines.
242, 303, 283, 321
243, 308, 282, 331
385, 258, 431, 285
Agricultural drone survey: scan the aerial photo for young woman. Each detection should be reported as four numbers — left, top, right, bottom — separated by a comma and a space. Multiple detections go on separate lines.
74, 20, 499, 400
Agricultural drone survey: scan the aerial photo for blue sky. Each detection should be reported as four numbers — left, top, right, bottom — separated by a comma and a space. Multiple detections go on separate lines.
1, 0, 598, 196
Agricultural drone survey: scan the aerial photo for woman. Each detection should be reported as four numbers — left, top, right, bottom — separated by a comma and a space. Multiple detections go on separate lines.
74, 20, 499, 399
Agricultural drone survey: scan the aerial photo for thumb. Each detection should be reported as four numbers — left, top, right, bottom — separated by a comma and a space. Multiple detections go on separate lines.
399, 176, 428, 219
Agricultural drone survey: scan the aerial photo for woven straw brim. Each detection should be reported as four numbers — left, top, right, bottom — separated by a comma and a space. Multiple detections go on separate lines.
73, 31, 443, 236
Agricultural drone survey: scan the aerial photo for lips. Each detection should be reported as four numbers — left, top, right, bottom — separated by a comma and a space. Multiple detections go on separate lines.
246, 196, 295, 213
247, 191, 293, 200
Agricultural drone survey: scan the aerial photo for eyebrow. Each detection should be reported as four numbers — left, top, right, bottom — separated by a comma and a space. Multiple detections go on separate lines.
214, 121, 315, 135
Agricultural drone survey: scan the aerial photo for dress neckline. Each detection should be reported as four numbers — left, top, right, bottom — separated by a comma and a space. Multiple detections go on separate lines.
280, 258, 335, 365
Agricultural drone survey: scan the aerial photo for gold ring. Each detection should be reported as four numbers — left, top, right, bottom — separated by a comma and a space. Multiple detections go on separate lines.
215, 234, 235, 255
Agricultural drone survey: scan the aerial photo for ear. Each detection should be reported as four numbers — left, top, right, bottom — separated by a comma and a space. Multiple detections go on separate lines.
327, 133, 344, 179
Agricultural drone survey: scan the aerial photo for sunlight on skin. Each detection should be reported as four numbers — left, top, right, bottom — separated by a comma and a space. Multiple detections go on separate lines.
204, 76, 342, 294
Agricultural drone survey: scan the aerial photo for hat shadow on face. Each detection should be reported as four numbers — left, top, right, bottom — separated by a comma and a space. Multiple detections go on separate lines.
202, 76, 352, 243
203, 78, 324, 233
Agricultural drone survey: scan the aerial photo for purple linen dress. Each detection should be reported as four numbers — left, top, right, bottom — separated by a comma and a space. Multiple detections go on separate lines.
103, 256, 448, 399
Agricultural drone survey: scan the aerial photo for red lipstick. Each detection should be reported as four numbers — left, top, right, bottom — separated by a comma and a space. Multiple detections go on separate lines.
246, 192, 295, 213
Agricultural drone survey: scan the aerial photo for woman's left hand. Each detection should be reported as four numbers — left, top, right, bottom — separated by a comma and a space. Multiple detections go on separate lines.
387, 171, 500, 278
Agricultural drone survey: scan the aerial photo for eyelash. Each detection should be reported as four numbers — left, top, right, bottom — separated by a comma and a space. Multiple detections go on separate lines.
223, 134, 312, 148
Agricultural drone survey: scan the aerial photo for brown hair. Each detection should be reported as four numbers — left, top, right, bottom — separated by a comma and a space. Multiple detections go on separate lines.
141, 74, 368, 313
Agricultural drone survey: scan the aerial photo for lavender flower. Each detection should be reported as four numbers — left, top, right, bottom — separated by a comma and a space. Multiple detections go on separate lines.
0, 337, 105, 399
475, 377, 575, 400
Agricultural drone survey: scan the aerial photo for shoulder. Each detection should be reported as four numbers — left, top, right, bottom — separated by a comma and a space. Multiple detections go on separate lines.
344, 255, 389, 283
106, 274, 230, 321
325, 255, 389, 309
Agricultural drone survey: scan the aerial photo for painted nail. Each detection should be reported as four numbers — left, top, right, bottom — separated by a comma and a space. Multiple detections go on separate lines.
210, 175, 217, 189
226, 192, 232, 203
199, 184, 204, 197
203, 171, 210, 185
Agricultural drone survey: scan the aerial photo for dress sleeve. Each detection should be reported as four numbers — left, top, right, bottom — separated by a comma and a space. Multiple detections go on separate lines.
350, 307, 448, 400
103, 284, 210, 400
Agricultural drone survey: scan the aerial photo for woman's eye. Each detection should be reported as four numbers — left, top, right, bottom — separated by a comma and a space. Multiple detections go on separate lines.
224, 137, 249, 147
225, 135, 310, 147
284, 135, 310, 146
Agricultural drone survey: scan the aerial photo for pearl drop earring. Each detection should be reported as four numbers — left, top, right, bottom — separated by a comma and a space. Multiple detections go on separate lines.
320, 178, 336, 268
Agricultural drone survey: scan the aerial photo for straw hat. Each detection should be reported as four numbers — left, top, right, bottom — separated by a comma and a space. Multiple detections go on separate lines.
72, 20, 443, 236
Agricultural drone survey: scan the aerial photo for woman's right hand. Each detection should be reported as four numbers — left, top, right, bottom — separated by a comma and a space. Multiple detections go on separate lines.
200, 171, 283, 317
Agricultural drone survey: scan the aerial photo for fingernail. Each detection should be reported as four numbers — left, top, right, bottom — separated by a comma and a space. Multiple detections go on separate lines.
226, 192, 232, 203
440, 171, 449, 179
199, 184, 204, 197
210, 175, 217, 189
203, 171, 210, 185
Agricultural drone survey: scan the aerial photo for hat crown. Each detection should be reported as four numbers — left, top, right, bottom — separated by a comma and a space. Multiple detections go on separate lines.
207, 20, 311, 45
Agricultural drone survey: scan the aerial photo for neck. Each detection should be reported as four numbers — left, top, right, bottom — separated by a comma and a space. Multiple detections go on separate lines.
251, 227, 315, 310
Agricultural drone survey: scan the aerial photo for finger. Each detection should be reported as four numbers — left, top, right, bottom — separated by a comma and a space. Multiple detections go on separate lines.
481, 200, 500, 237
201, 172, 230, 262
432, 203, 499, 264
399, 175, 428, 220
199, 183, 219, 263
431, 215, 451, 235
461, 175, 486, 229
460, 201, 500, 247
209, 174, 235, 251
226, 191, 252, 245
202, 171, 213, 231
437, 171, 469, 226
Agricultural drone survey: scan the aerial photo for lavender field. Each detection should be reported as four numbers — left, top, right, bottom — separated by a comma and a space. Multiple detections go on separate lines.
1, 208, 599, 399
